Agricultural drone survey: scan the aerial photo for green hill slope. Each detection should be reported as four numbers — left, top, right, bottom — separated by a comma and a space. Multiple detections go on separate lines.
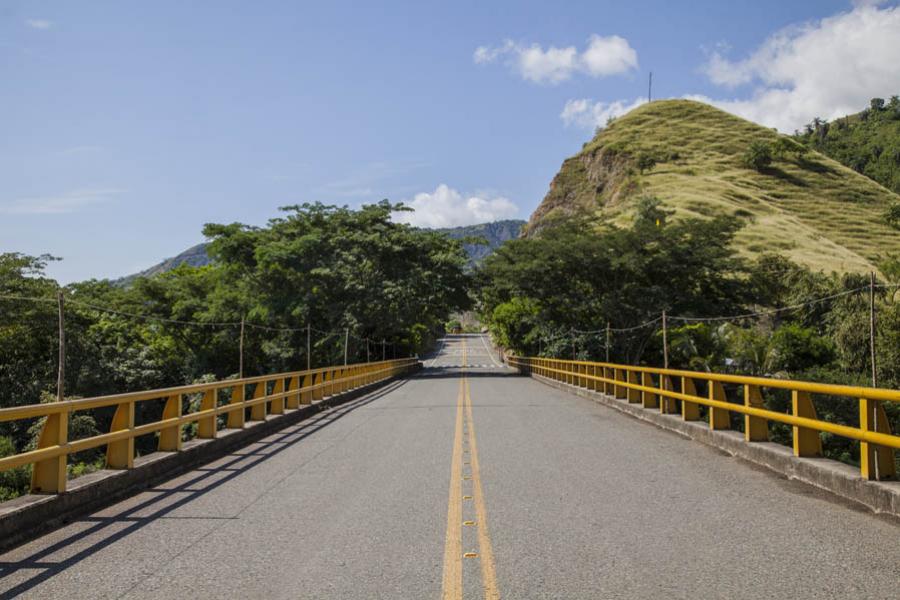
793, 96, 900, 195
526, 99, 900, 274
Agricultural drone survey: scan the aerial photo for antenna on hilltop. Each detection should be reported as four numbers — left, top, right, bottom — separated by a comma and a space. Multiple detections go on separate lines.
648, 71, 653, 103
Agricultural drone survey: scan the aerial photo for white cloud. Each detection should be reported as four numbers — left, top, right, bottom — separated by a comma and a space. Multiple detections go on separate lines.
700, 3, 900, 131
26, 19, 52, 30
560, 97, 648, 129
581, 35, 639, 77
393, 184, 519, 228
0, 188, 125, 215
474, 34, 638, 85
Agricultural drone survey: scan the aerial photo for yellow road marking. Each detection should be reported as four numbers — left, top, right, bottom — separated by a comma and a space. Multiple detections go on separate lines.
441, 376, 465, 599
464, 375, 500, 600
441, 337, 501, 600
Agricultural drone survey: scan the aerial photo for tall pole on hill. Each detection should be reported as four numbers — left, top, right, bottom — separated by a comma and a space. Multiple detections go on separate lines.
648, 72, 653, 103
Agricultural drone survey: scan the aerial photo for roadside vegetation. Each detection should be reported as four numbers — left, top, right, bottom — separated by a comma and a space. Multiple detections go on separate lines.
478, 198, 900, 469
0, 201, 471, 500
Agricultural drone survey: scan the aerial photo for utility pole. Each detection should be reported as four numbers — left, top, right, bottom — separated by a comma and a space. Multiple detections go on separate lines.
648, 71, 653, 102
870, 272, 881, 480
572, 331, 576, 361
344, 328, 349, 366
57, 291, 65, 402
306, 323, 311, 371
605, 321, 611, 363
662, 310, 668, 369
870, 272, 878, 387
239, 315, 245, 379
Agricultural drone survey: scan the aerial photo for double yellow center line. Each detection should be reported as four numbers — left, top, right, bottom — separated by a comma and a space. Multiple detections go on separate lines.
442, 339, 499, 600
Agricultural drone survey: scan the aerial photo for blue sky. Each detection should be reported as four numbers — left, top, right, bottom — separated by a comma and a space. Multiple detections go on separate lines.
2, 0, 898, 283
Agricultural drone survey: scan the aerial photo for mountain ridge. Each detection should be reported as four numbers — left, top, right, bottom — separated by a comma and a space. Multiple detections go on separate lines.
117, 219, 525, 283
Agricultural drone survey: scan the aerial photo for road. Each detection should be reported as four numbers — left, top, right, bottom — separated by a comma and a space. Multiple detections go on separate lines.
1, 334, 898, 598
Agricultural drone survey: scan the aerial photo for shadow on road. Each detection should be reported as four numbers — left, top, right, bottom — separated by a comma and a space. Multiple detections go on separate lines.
413, 368, 522, 380
0, 379, 408, 599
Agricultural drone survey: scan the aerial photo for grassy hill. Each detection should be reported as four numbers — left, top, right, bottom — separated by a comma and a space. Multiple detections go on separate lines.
793, 97, 900, 195
526, 99, 900, 274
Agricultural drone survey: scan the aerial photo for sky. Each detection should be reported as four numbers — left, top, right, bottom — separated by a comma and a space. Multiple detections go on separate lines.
2, 0, 899, 283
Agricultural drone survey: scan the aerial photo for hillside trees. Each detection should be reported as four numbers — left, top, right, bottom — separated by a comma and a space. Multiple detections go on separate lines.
795, 96, 900, 194
0, 201, 471, 499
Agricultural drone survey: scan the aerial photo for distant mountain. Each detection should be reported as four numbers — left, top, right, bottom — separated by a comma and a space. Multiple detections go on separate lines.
436, 220, 525, 266
117, 243, 212, 285
118, 220, 525, 283
793, 96, 900, 195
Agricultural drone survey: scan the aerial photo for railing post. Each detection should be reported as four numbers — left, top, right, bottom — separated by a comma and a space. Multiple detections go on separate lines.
589, 364, 599, 391
271, 378, 286, 414
641, 372, 658, 409
198, 389, 217, 439
106, 401, 135, 469
30, 411, 68, 494
286, 376, 300, 410
614, 369, 627, 400
228, 383, 246, 429
313, 372, 324, 401
860, 397, 896, 480
660, 375, 677, 414
708, 381, 731, 430
603, 367, 612, 395
744, 385, 768, 441
301, 374, 314, 404
250, 381, 267, 422
792, 391, 822, 457
681, 377, 701, 421
626, 370, 640, 403
158, 393, 183, 451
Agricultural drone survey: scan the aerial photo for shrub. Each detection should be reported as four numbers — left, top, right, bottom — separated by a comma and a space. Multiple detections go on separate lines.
743, 141, 773, 171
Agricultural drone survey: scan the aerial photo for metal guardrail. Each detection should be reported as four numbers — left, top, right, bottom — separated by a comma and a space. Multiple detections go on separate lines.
0, 358, 418, 494
508, 356, 898, 481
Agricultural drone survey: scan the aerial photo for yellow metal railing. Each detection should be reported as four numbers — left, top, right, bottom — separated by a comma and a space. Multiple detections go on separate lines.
508, 356, 898, 481
0, 358, 418, 494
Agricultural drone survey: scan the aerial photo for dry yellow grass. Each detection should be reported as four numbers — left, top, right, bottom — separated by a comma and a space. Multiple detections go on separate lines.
532, 99, 900, 274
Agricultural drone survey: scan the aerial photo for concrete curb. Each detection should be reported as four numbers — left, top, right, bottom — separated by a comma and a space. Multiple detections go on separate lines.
0, 367, 420, 553
529, 372, 900, 519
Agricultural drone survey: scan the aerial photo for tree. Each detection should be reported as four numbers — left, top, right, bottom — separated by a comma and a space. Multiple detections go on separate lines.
743, 141, 773, 171
637, 153, 657, 174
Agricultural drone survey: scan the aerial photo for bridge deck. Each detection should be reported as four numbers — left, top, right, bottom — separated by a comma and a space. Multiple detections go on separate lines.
1, 335, 898, 598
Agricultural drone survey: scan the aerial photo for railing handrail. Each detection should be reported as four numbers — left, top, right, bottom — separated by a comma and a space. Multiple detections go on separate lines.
0, 358, 420, 495
0, 358, 410, 422
508, 357, 900, 403
508, 356, 898, 481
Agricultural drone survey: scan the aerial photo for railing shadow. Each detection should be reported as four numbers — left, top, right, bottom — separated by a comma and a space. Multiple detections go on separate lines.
0, 379, 407, 599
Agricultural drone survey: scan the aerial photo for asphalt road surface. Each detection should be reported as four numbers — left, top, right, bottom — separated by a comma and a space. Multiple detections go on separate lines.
1, 334, 898, 599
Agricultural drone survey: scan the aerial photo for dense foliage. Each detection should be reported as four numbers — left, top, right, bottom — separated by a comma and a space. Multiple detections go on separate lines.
477, 199, 900, 467
794, 96, 900, 195
0, 202, 471, 499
